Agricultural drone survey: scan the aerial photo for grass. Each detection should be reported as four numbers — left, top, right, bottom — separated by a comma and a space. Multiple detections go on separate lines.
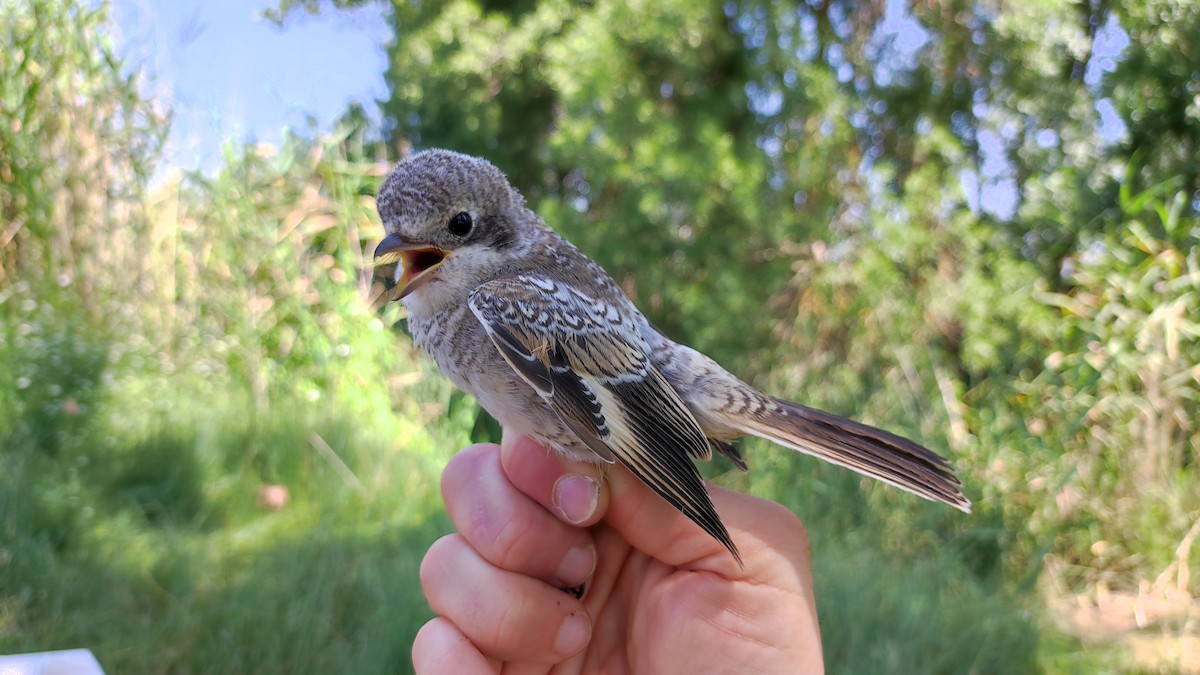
4, 1, 1197, 670
815, 545, 1039, 673
0, 240, 1151, 675
0, 300, 459, 672
0, 384, 453, 672
0, 322, 1069, 674
0, 299, 1119, 675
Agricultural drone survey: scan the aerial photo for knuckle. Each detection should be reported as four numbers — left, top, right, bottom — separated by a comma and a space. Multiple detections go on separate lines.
441, 443, 495, 495
419, 534, 462, 595
485, 511, 535, 569
486, 600, 520, 652
411, 618, 442, 665
763, 501, 810, 556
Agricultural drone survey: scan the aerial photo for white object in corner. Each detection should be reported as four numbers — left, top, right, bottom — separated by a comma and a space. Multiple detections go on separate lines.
0, 648, 105, 675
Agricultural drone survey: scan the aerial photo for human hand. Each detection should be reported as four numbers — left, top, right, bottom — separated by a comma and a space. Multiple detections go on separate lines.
412, 429, 824, 674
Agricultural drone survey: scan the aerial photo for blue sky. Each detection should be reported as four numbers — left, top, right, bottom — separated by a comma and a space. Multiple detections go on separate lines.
110, 0, 389, 171
106, 0, 1127, 220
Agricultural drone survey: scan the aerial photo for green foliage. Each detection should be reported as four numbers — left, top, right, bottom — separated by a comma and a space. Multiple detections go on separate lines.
340, 0, 1200, 590
1107, 2, 1200, 203
1, 5, 463, 669
0, 0, 165, 310
1031, 179, 1199, 585
815, 544, 1041, 675
0, 289, 108, 456
4, 0, 1199, 671
159, 134, 387, 399
1, 261, 454, 673
0, 366, 447, 673
372, 0, 828, 367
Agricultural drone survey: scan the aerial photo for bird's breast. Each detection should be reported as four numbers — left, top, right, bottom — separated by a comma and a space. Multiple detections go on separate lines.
405, 294, 590, 458
406, 300, 514, 399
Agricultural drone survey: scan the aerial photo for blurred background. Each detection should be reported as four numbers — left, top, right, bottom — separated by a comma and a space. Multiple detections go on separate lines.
2, 0, 1197, 672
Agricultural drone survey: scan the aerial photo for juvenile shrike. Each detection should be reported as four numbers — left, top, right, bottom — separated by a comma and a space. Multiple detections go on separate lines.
374, 149, 969, 563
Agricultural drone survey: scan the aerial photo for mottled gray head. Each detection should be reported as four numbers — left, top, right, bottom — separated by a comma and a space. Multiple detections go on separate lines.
374, 149, 533, 304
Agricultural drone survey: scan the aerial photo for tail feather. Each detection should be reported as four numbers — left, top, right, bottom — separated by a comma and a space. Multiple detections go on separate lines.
736, 397, 971, 513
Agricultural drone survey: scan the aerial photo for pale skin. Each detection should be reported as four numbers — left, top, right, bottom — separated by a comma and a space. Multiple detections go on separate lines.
412, 429, 825, 674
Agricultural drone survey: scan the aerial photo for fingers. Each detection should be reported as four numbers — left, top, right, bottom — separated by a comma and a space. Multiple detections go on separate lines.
411, 617, 498, 675
443, 443, 597, 587
604, 464, 814, 578
420, 534, 592, 664
498, 429, 610, 527
499, 430, 811, 579
596, 465, 745, 572
428, 441, 596, 667
429, 431, 817, 671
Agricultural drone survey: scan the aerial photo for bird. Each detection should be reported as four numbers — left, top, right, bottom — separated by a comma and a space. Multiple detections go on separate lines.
373, 149, 970, 564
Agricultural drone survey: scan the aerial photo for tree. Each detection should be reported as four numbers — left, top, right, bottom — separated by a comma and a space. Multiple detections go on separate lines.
276, 0, 1200, 591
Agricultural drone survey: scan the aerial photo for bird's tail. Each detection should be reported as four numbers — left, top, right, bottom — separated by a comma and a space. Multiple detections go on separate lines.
732, 396, 971, 512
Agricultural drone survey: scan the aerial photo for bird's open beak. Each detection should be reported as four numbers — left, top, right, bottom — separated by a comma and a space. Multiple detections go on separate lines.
373, 233, 449, 301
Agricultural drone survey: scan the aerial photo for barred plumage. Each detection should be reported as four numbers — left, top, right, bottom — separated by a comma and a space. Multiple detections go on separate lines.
375, 149, 970, 564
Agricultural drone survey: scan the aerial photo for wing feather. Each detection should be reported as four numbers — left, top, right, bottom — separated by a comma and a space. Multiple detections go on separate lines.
469, 275, 740, 563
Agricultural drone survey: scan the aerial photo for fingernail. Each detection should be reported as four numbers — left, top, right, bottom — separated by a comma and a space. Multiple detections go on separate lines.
553, 474, 599, 524
556, 544, 596, 587
554, 612, 591, 656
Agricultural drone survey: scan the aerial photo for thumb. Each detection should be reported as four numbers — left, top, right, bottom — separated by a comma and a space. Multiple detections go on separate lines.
598, 462, 746, 574
500, 429, 809, 581
497, 430, 730, 569
601, 459, 816, 583
499, 428, 611, 528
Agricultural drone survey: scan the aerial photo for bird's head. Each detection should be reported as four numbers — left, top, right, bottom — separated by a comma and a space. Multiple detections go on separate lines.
373, 149, 533, 308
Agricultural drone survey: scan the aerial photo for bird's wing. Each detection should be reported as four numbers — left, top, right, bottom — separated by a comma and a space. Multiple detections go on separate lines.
468, 275, 739, 562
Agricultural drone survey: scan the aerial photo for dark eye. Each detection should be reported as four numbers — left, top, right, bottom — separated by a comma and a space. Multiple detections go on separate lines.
448, 211, 473, 236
